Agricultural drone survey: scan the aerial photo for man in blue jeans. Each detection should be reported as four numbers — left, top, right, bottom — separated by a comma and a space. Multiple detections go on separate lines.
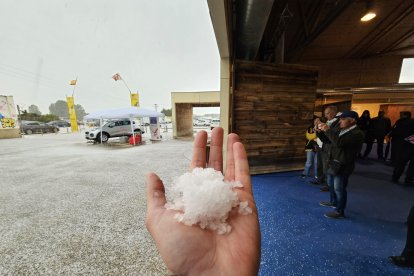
317, 111, 364, 219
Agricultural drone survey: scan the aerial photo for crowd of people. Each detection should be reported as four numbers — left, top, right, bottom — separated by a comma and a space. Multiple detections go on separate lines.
300, 106, 414, 267
301, 107, 364, 219
358, 109, 414, 184
301, 108, 414, 211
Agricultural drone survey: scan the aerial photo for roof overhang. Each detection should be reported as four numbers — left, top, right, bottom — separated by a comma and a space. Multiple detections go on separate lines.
207, 0, 230, 58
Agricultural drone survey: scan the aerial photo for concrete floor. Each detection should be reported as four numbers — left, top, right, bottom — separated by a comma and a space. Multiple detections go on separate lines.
0, 132, 193, 275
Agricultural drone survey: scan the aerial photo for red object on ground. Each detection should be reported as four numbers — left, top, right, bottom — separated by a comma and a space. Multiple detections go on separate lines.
129, 134, 142, 145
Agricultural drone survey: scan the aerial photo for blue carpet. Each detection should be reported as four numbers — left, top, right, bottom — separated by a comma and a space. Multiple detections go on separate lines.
252, 158, 414, 275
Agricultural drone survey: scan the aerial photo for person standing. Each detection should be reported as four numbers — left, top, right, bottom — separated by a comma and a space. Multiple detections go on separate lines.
391, 113, 414, 186
318, 111, 364, 219
389, 204, 414, 268
357, 110, 371, 157
315, 135, 324, 184
314, 106, 341, 191
390, 111, 413, 166
301, 118, 320, 179
363, 111, 391, 160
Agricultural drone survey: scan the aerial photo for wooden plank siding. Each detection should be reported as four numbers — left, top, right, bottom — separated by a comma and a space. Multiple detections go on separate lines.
233, 60, 318, 174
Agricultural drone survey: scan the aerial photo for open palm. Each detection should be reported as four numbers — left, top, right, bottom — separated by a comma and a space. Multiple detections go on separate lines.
146, 127, 261, 275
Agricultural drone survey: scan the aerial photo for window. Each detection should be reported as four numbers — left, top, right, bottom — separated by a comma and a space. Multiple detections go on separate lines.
399, 58, 414, 83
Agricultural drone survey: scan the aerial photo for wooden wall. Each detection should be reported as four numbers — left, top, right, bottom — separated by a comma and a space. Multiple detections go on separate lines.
301, 56, 403, 88
381, 104, 414, 125
232, 60, 318, 174
352, 91, 414, 104
315, 93, 353, 113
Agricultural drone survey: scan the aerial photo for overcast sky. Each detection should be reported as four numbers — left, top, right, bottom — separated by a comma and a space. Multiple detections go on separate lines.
399, 58, 414, 83
1, 1, 413, 116
0, 0, 220, 115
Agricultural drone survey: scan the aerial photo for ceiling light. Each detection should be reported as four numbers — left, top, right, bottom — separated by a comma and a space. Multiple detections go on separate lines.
361, 1, 376, 22
361, 12, 376, 22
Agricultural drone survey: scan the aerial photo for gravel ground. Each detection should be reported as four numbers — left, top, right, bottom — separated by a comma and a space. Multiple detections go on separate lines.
0, 132, 193, 275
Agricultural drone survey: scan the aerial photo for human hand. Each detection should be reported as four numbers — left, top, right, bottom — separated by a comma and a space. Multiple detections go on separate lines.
318, 123, 330, 132
314, 119, 321, 132
146, 127, 261, 276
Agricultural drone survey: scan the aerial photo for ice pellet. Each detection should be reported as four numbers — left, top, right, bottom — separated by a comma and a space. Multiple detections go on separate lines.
165, 167, 252, 234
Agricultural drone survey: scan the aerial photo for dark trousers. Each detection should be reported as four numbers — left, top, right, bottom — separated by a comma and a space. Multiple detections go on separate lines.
390, 139, 402, 165
402, 205, 414, 259
320, 149, 329, 185
364, 135, 385, 158
316, 151, 324, 182
384, 141, 391, 160
392, 144, 414, 183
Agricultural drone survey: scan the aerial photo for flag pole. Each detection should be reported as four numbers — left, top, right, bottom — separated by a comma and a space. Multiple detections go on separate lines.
121, 78, 132, 97
113, 73, 132, 104
72, 77, 78, 97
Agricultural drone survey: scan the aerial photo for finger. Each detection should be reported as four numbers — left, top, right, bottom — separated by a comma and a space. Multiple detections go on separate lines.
233, 142, 252, 194
146, 172, 167, 212
224, 133, 240, 181
208, 127, 224, 172
190, 130, 208, 170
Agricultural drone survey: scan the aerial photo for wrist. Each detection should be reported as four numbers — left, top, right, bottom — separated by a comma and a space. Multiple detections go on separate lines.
188, 264, 258, 276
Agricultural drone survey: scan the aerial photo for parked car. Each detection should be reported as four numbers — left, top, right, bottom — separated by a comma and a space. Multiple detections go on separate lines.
160, 120, 171, 125
21, 121, 59, 134
193, 120, 210, 127
47, 120, 71, 127
85, 119, 144, 143
210, 119, 220, 130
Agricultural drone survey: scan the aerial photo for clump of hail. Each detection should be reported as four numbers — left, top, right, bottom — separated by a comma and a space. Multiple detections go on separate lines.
165, 167, 252, 235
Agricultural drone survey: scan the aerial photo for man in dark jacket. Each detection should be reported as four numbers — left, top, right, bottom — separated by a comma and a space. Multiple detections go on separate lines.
390, 112, 412, 164
318, 111, 365, 219
392, 114, 414, 185
363, 111, 391, 159
313, 106, 341, 190
389, 204, 414, 268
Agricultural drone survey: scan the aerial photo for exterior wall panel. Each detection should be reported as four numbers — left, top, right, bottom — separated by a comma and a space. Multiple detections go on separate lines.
233, 60, 318, 174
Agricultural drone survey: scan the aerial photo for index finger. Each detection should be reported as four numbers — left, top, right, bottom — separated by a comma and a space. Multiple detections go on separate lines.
190, 130, 208, 170
208, 127, 224, 172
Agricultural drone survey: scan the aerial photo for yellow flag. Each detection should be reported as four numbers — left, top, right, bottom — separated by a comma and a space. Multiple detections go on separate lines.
66, 96, 78, 132
131, 93, 139, 107
70, 80, 77, 85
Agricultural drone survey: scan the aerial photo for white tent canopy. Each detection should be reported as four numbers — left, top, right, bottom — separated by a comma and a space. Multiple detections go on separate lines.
84, 107, 165, 145
84, 107, 165, 120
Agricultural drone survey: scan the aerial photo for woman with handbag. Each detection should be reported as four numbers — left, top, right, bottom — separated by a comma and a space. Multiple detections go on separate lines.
301, 118, 320, 179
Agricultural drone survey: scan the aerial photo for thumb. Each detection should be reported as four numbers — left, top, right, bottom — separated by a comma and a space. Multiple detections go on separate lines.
146, 172, 167, 213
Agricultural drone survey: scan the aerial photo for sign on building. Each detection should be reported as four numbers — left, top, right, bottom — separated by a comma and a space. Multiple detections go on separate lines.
0, 95, 19, 129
